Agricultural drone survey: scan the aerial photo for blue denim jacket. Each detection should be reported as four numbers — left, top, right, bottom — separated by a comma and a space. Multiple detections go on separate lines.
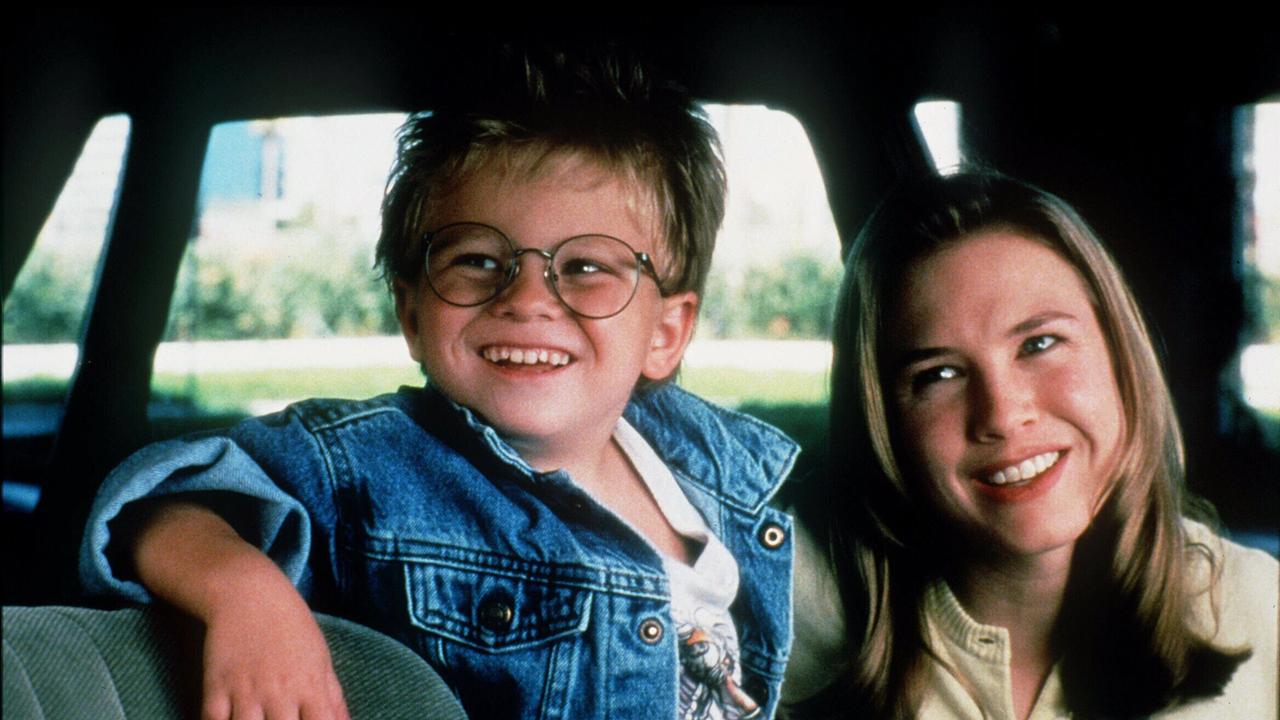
81, 383, 798, 719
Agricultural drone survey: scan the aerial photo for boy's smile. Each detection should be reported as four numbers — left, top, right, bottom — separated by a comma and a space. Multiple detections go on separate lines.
479, 345, 572, 368
395, 154, 697, 473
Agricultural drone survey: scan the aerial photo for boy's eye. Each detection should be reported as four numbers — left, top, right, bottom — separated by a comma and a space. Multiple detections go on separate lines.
559, 257, 616, 277
451, 253, 503, 272
1019, 334, 1060, 356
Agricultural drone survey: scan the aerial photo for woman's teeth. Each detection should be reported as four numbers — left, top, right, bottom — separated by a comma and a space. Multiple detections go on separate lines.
985, 451, 1060, 486
482, 346, 571, 366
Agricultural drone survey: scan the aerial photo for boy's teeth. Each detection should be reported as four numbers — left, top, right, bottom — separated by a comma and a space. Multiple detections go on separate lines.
483, 346, 570, 366
985, 451, 1060, 486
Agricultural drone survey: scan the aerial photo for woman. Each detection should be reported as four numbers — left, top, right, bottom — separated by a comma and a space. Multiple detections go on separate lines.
786, 172, 1277, 719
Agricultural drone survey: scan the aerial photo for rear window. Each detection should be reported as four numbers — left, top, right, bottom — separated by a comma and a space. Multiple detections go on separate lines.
150, 106, 842, 423
3, 115, 130, 510
3, 115, 131, 436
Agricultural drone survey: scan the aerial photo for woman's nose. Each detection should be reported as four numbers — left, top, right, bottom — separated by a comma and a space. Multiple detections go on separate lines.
967, 368, 1038, 442
488, 253, 563, 319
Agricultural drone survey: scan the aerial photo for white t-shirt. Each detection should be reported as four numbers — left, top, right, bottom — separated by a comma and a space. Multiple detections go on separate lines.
612, 419, 761, 720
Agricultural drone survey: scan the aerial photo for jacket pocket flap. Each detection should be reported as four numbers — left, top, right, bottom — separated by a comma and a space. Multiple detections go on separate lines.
405, 561, 592, 652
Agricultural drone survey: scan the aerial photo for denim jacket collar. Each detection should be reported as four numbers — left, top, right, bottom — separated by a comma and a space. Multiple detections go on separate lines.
404, 382, 798, 515
623, 383, 798, 513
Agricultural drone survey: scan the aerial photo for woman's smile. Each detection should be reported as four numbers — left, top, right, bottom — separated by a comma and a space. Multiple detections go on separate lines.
969, 448, 1067, 503
978, 449, 1061, 487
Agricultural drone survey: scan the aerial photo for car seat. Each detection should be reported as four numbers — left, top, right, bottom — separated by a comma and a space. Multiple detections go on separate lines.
3, 605, 468, 719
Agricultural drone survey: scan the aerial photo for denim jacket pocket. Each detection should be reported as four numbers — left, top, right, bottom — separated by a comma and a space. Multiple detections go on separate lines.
405, 559, 593, 653
403, 558, 596, 718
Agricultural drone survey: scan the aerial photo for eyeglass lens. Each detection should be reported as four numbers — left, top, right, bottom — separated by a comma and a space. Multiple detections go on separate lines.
425, 224, 644, 318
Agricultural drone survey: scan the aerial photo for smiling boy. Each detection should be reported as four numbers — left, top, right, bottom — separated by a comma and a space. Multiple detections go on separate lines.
81, 48, 797, 720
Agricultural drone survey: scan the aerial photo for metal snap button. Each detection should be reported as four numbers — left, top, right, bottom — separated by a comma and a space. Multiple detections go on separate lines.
758, 522, 786, 549
478, 599, 514, 631
638, 618, 663, 644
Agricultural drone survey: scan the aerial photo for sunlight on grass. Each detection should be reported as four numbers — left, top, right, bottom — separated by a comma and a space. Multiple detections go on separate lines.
150, 367, 425, 412
7, 365, 828, 416
677, 366, 829, 407
146, 365, 827, 412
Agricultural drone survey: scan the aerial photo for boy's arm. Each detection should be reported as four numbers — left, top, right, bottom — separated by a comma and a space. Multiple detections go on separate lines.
80, 428, 349, 719
132, 499, 349, 720
81, 434, 317, 603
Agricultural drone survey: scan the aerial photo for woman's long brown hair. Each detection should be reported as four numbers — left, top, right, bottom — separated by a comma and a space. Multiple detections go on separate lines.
796, 171, 1248, 719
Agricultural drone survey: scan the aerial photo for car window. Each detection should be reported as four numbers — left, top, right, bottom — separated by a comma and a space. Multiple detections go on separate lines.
1237, 102, 1280, 448
914, 99, 964, 172
689, 104, 840, 408
149, 106, 843, 432
2, 115, 131, 509
151, 114, 412, 422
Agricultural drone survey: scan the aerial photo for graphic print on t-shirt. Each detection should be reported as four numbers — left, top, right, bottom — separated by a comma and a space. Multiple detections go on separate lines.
610, 420, 758, 720
676, 610, 761, 720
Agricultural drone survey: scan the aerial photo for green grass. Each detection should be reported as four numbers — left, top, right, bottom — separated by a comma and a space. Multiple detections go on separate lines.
6, 365, 829, 414
2, 377, 70, 403
150, 367, 426, 411
678, 366, 829, 406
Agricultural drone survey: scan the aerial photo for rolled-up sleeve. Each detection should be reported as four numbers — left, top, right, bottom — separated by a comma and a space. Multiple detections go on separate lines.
79, 435, 312, 604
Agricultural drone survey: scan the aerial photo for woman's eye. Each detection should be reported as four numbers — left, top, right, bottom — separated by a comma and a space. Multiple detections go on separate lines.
1020, 334, 1060, 355
911, 365, 960, 393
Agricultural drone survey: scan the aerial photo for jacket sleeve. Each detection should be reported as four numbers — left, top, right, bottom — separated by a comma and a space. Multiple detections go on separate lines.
79, 432, 316, 605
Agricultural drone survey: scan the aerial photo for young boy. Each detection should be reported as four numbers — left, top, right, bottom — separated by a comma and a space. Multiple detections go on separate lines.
80, 49, 796, 720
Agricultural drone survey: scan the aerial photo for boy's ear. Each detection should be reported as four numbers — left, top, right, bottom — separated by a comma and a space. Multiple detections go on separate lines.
642, 291, 698, 381
393, 278, 425, 364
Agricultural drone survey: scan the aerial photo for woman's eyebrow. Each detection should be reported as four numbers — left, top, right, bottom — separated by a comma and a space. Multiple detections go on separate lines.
1008, 311, 1077, 336
892, 346, 951, 372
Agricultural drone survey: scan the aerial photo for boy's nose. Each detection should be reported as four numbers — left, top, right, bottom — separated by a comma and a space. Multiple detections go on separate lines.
489, 254, 564, 319
967, 368, 1038, 442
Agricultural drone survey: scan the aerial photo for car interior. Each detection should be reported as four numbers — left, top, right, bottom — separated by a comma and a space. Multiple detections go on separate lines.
5, 7, 1278, 716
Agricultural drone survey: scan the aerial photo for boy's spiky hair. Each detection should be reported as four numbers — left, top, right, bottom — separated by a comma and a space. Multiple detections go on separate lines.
377, 43, 726, 298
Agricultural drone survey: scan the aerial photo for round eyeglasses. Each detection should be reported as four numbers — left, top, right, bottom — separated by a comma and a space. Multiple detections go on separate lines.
422, 222, 664, 319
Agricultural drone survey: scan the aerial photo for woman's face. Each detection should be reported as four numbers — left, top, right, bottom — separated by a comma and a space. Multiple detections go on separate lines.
886, 230, 1124, 561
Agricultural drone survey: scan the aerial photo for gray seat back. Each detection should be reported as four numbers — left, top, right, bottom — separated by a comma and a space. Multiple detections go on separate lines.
3, 605, 468, 720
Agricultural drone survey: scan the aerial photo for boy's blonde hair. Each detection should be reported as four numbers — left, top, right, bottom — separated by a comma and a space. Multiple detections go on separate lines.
376, 44, 726, 299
